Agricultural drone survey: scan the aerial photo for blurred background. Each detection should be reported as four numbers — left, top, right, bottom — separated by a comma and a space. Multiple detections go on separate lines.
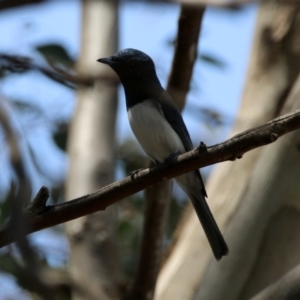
1, 1, 300, 300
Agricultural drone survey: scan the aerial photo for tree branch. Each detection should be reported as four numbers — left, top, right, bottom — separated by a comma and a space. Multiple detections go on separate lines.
0, 0, 44, 10
0, 54, 119, 89
167, 5, 205, 110
129, 180, 172, 300
0, 109, 299, 248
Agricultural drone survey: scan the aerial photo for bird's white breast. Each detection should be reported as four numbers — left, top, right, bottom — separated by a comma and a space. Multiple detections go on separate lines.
128, 100, 184, 162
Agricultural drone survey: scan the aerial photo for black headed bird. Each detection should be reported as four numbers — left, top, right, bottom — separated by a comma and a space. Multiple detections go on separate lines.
97, 48, 228, 260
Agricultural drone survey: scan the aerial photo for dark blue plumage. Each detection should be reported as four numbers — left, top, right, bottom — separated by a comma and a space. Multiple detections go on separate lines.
98, 48, 228, 260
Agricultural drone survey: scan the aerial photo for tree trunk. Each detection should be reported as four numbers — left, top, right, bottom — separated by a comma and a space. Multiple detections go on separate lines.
155, 1, 300, 300
65, 1, 121, 299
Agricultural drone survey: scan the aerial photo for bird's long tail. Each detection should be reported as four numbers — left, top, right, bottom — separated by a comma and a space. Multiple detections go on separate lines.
190, 192, 228, 260
176, 172, 228, 260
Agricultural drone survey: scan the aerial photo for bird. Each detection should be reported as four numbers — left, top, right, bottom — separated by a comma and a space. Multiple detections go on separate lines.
97, 48, 228, 260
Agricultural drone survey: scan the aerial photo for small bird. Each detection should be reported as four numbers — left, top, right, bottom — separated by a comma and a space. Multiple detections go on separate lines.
97, 48, 228, 260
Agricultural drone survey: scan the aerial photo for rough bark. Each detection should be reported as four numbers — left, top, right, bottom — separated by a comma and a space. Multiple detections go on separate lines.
155, 1, 300, 300
64, 1, 120, 299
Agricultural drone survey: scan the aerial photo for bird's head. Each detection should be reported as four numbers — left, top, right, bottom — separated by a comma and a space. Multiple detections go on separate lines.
97, 48, 157, 82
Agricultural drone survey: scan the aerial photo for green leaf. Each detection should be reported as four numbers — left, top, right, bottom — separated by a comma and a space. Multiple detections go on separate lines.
36, 43, 75, 68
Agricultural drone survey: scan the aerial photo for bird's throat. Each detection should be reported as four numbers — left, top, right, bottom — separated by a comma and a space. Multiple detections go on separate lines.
123, 77, 163, 110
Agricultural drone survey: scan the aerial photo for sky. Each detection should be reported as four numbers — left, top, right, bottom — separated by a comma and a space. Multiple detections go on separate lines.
0, 1, 257, 188
0, 0, 257, 298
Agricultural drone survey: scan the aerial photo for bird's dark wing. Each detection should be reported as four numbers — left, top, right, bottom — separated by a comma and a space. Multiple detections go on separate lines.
154, 91, 193, 152
152, 91, 207, 197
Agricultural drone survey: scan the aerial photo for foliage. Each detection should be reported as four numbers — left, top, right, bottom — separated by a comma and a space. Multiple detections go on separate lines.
36, 44, 75, 69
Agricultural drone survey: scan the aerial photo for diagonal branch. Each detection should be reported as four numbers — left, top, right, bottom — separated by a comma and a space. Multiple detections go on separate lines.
0, 54, 118, 88
0, 108, 299, 248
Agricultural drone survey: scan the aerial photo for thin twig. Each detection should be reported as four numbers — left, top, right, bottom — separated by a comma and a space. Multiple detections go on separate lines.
0, 54, 119, 89
0, 0, 44, 10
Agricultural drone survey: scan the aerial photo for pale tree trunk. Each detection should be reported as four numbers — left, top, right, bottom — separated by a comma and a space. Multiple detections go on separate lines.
65, 1, 120, 299
155, 1, 300, 300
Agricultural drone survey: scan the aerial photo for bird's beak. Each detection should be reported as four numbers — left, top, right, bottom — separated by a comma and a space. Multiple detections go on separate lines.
97, 57, 112, 65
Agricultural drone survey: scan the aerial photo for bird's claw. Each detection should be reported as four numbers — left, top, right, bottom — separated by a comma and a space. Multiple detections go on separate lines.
164, 153, 180, 165
130, 168, 143, 180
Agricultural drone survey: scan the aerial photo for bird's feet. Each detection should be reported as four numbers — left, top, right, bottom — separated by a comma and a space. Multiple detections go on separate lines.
164, 152, 180, 166
129, 168, 144, 180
